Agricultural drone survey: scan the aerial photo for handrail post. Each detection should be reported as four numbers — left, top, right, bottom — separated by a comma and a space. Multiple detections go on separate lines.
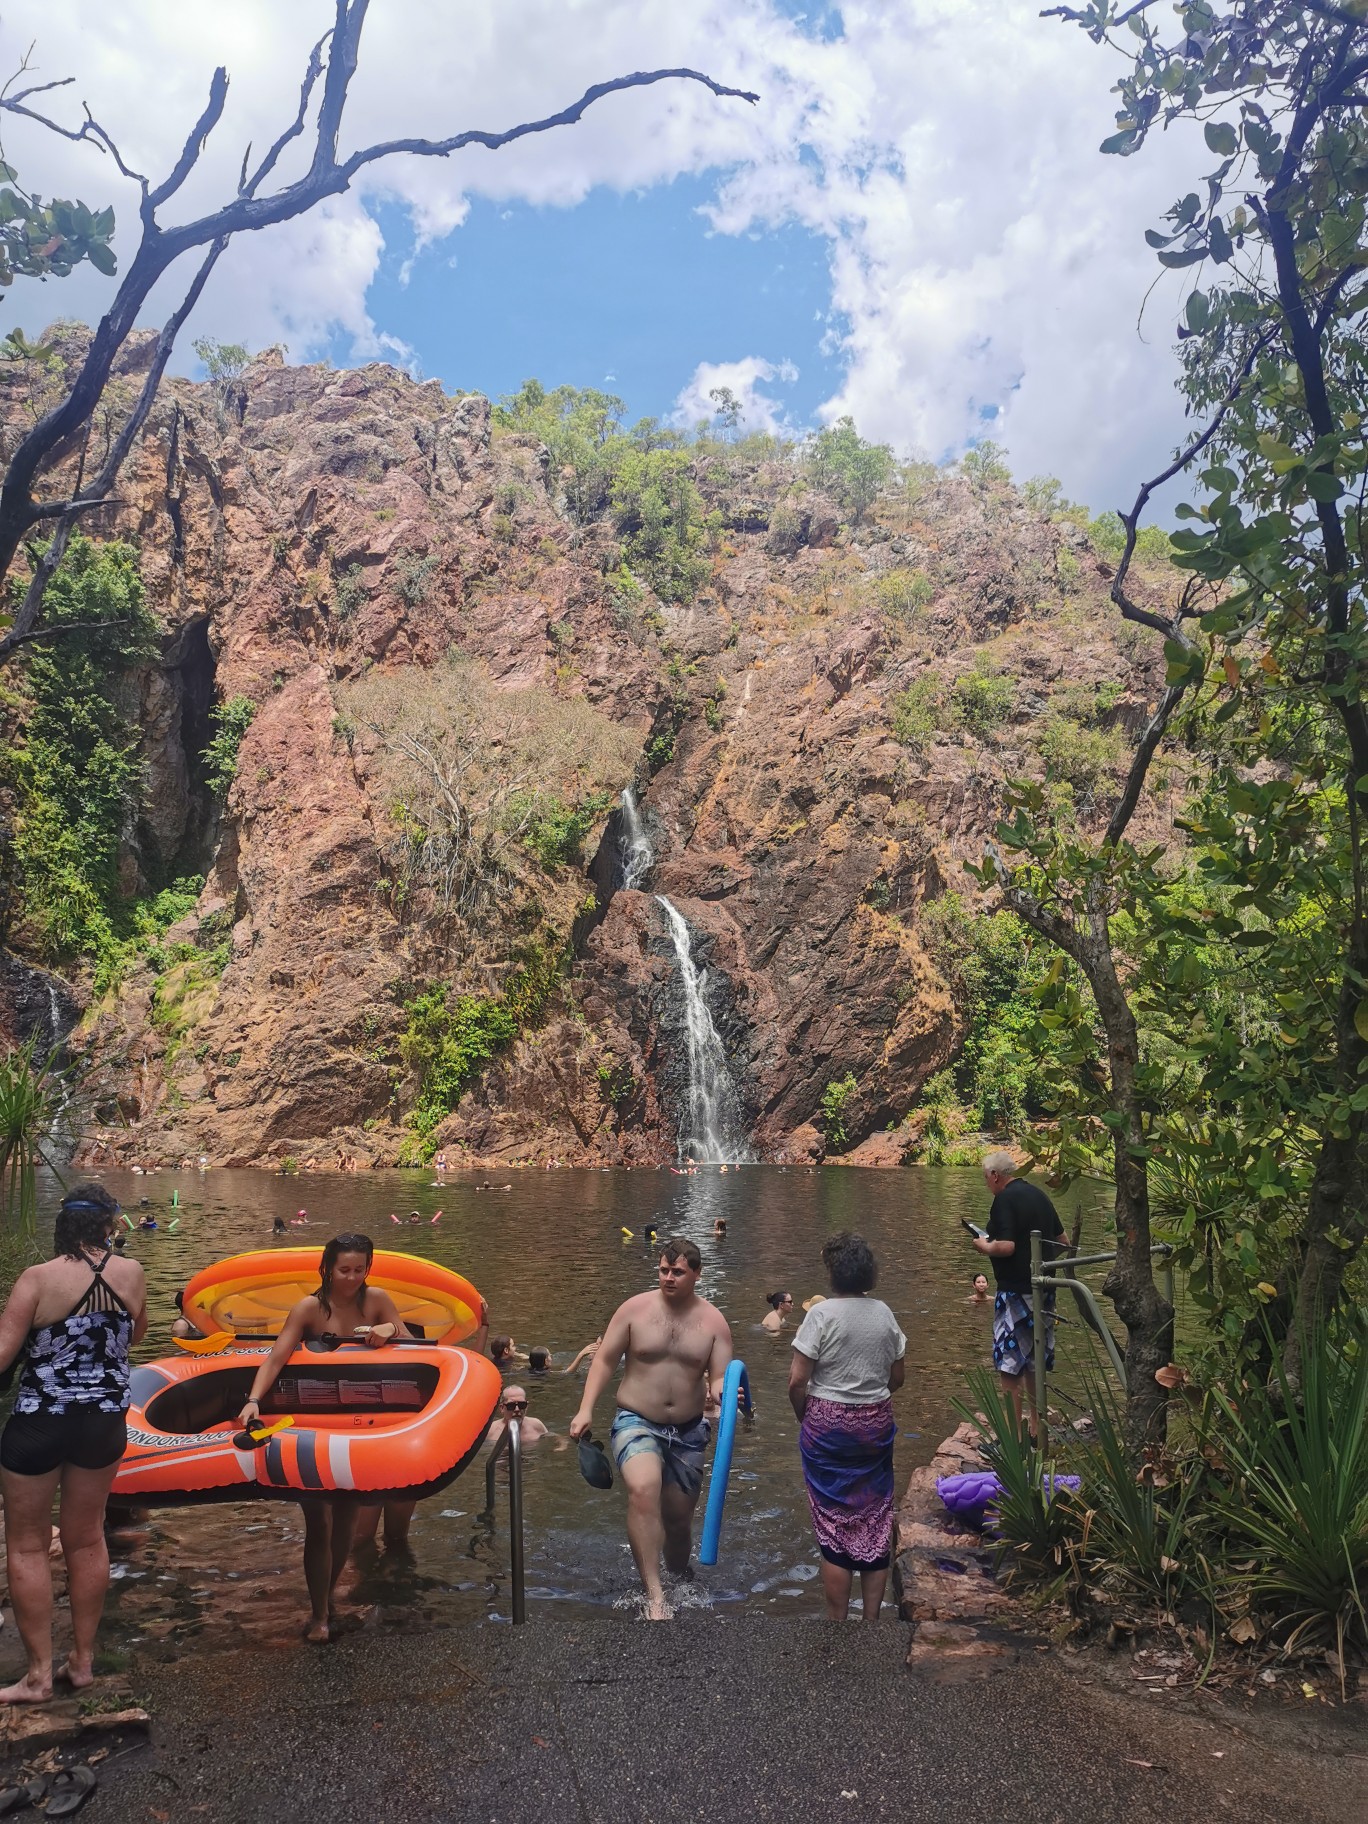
482, 1415, 526, 1625
1030, 1230, 1046, 1447
507, 1418, 525, 1625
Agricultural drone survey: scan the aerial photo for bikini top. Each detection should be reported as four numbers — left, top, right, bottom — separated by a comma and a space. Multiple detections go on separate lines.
13, 1250, 134, 1416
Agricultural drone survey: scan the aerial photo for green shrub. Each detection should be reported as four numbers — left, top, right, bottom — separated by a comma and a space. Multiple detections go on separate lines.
6, 537, 159, 965
0, 1039, 57, 1226
819, 1073, 858, 1151
889, 676, 943, 751
513, 790, 612, 869
1208, 1327, 1368, 1661
333, 563, 367, 619
394, 548, 439, 604
203, 695, 255, 804
876, 567, 935, 624
610, 448, 709, 603
950, 658, 1015, 737
808, 416, 895, 522
956, 1371, 1076, 1581
401, 942, 565, 1150
1036, 715, 1126, 795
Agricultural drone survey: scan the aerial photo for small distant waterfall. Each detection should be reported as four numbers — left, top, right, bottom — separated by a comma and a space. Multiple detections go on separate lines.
655, 895, 748, 1165
618, 788, 653, 889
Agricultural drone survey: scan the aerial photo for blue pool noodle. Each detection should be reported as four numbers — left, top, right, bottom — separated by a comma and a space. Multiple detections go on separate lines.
699, 1359, 752, 1566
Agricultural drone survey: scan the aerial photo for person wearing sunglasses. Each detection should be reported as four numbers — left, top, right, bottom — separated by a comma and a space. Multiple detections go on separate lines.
485, 1386, 556, 1448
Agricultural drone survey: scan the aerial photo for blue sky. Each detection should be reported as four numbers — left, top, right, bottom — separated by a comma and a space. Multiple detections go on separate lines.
352, 182, 842, 432
3, 1, 1198, 514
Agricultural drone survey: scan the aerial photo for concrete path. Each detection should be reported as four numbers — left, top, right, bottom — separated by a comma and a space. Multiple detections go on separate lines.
83, 1617, 1364, 1824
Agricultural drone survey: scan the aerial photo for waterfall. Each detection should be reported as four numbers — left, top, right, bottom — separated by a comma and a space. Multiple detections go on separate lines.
618, 788, 654, 890
655, 895, 748, 1165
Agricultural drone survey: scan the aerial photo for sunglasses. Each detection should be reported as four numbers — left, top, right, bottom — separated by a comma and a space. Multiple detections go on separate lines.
503, 1399, 528, 1412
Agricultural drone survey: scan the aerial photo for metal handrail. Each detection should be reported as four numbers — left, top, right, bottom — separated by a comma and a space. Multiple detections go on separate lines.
483, 1417, 526, 1624
1029, 1231, 1176, 1427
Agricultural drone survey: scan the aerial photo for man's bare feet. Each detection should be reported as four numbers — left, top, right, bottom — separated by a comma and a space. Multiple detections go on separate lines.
302, 1618, 330, 1644
56, 1656, 95, 1691
643, 1594, 673, 1621
0, 1672, 53, 1704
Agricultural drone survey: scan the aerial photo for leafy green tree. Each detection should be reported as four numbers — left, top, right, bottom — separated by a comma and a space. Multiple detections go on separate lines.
994, 0, 1368, 1421
203, 695, 255, 803
610, 447, 709, 603
808, 416, 895, 522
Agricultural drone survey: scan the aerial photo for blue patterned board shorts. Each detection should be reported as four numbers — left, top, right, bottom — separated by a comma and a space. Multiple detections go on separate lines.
993, 1289, 1056, 1379
610, 1407, 711, 1498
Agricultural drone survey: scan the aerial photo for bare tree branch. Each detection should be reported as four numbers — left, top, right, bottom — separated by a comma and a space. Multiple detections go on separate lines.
0, 0, 758, 628
79, 104, 147, 189
1109, 325, 1276, 636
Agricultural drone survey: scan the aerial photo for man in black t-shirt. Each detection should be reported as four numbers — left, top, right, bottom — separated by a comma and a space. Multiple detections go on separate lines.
971, 1151, 1066, 1443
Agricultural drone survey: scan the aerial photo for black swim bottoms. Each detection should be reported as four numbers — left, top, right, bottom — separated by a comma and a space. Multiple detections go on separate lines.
0, 1406, 128, 1477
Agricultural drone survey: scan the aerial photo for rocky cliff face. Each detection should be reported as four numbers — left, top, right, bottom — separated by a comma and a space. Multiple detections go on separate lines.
0, 335, 1169, 1168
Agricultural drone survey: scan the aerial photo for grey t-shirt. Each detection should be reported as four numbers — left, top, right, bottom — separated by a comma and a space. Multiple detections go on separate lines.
791, 1296, 906, 1405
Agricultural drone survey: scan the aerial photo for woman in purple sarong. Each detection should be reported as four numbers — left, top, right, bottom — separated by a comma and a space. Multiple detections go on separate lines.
789, 1232, 906, 1622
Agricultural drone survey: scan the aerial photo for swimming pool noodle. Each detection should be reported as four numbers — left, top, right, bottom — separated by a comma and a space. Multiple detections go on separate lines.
699, 1359, 752, 1567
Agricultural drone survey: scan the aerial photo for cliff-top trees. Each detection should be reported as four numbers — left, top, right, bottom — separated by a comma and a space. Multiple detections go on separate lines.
0, 1, 757, 664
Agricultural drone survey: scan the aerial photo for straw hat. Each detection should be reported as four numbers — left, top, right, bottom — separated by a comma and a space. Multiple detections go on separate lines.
801, 1294, 826, 1312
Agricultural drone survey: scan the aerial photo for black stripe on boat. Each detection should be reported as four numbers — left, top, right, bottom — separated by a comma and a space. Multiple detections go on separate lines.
265, 1437, 286, 1485
295, 1429, 323, 1489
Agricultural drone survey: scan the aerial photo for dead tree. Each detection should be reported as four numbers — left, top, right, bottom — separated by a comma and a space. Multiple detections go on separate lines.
0, 0, 757, 662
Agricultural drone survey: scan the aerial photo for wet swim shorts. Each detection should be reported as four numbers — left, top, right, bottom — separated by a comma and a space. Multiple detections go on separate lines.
610, 1407, 710, 1498
0, 1406, 128, 1476
992, 1289, 1056, 1379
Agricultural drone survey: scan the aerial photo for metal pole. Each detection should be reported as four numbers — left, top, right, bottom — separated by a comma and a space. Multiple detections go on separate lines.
1030, 1229, 1045, 1447
507, 1417, 525, 1625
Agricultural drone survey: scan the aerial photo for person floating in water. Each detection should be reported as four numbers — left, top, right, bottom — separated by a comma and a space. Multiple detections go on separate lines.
762, 1290, 794, 1334
712, 1218, 727, 1238
570, 1237, 732, 1621
272, 1217, 287, 1236
235, 1234, 409, 1644
490, 1336, 529, 1367
136, 1216, 157, 1232
527, 1346, 552, 1374
968, 1272, 990, 1305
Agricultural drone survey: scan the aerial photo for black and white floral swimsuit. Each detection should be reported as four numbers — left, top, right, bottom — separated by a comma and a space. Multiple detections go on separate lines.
15, 1250, 133, 1415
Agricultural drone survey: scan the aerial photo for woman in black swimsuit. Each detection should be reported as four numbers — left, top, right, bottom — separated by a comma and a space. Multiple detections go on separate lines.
236, 1233, 409, 1643
0, 1182, 147, 1704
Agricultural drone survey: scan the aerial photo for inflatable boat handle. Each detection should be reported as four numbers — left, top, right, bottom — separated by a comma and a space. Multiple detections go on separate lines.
699, 1359, 752, 1567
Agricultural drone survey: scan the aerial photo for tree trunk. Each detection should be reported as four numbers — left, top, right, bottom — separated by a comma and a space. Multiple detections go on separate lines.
1082, 888, 1173, 1456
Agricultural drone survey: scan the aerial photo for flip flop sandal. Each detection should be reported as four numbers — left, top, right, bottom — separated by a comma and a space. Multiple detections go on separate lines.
0, 1779, 48, 1818
40, 1766, 95, 1818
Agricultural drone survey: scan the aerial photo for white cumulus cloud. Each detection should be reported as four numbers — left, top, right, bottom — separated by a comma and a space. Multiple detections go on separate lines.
0, 0, 1205, 514
673, 355, 799, 434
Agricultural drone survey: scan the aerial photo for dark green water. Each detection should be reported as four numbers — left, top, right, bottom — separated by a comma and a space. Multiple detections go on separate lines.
4, 1164, 1115, 1645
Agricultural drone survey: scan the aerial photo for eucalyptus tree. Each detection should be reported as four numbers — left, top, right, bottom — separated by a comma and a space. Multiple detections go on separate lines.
996, 1, 1368, 1428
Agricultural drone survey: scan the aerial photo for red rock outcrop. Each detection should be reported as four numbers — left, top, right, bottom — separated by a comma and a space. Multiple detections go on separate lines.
0, 334, 1168, 1168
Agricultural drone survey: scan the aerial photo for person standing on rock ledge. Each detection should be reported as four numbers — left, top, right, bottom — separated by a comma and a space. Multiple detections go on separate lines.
570, 1238, 732, 1620
972, 1151, 1066, 1445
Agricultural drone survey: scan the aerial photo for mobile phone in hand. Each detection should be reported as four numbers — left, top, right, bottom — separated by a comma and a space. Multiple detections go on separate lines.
961, 1220, 987, 1240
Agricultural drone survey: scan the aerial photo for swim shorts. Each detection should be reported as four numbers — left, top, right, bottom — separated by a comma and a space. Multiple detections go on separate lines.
0, 1406, 128, 1476
610, 1407, 710, 1498
992, 1289, 1056, 1379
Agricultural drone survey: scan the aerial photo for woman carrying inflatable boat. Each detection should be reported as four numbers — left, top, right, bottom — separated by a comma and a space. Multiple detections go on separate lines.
234, 1233, 470, 1642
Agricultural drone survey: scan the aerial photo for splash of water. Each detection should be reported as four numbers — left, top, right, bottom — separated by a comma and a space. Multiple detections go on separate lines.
618, 788, 653, 890
655, 895, 748, 1165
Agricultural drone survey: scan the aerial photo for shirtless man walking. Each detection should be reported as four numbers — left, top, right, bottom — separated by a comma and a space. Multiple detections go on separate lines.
570, 1237, 732, 1619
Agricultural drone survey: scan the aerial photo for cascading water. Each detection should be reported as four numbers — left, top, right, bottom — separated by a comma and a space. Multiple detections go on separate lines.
618, 788, 653, 889
655, 895, 749, 1165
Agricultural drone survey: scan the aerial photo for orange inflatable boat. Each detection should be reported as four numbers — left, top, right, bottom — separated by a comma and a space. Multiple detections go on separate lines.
112, 1249, 502, 1507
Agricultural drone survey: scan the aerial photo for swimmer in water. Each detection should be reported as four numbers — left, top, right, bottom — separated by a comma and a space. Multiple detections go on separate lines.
761, 1290, 794, 1334
407, 1210, 422, 1225
968, 1272, 990, 1305
137, 1216, 157, 1231
272, 1217, 287, 1235
527, 1346, 552, 1374
712, 1218, 727, 1238
490, 1335, 529, 1367
562, 1336, 601, 1374
236, 1234, 412, 1643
